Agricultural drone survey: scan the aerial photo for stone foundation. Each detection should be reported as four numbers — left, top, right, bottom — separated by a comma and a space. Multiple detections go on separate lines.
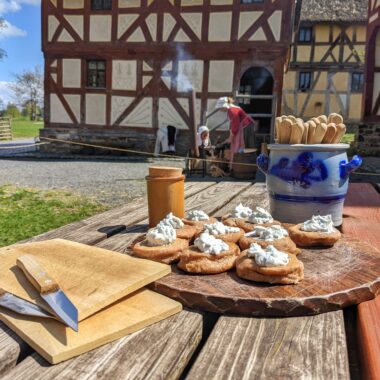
39, 127, 229, 157
357, 123, 380, 156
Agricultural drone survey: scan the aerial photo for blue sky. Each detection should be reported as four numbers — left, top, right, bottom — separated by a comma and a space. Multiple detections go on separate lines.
0, 0, 42, 105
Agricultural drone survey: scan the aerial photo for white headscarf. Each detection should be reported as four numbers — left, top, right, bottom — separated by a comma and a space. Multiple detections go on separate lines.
215, 96, 239, 110
197, 125, 209, 147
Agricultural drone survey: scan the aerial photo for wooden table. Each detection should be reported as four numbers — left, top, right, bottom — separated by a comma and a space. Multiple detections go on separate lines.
0, 181, 379, 380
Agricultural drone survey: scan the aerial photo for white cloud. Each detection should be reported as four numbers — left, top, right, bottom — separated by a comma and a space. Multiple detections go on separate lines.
0, 19, 26, 40
0, 0, 40, 41
0, 0, 40, 16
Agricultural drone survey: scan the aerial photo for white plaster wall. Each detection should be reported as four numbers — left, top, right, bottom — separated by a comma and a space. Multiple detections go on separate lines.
48, 15, 59, 42
86, 94, 106, 125
209, 12, 232, 41
62, 59, 81, 88
208, 61, 234, 92
63, 94, 81, 122
90, 15, 112, 42
111, 96, 133, 125
206, 99, 230, 131
63, 0, 83, 8
64, 15, 84, 39
268, 10, 282, 41
119, 0, 140, 7
50, 94, 71, 123
118, 14, 139, 39
120, 97, 153, 127
112, 60, 137, 90
178, 60, 203, 92
239, 11, 262, 39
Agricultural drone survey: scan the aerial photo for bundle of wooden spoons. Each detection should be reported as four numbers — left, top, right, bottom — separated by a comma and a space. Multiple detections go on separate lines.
275, 113, 346, 145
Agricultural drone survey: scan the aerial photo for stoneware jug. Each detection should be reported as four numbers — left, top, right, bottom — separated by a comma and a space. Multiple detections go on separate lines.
257, 144, 362, 226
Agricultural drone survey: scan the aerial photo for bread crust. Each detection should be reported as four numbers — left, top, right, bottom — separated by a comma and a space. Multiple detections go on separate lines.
133, 238, 189, 264
236, 251, 304, 284
176, 224, 197, 241
238, 235, 301, 255
210, 228, 244, 243
288, 224, 341, 247
182, 217, 218, 233
178, 242, 240, 274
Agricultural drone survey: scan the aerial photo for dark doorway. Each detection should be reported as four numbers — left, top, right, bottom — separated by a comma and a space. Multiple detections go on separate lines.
238, 67, 274, 143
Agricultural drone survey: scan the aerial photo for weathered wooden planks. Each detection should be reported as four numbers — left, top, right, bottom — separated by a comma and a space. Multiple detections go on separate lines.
23, 181, 217, 246
97, 181, 252, 252
344, 183, 380, 380
187, 313, 350, 380
0, 181, 215, 377
1, 310, 203, 380
0, 322, 30, 376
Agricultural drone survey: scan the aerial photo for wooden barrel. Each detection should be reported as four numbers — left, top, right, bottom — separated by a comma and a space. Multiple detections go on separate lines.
232, 149, 257, 179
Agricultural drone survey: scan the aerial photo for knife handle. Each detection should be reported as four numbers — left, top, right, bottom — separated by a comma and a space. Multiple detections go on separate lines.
16, 255, 59, 295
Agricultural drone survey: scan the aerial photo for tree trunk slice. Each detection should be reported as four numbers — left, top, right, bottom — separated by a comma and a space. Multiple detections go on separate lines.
151, 237, 380, 317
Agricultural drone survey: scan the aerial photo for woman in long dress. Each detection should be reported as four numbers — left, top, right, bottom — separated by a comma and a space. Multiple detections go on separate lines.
215, 97, 254, 168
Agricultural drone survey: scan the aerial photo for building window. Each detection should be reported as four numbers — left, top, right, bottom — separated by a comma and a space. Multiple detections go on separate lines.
240, 0, 264, 3
87, 60, 106, 88
91, 0, 112, 10
298, 27, 313, 43
351, 72, 364, 92
298, 72, 312, 91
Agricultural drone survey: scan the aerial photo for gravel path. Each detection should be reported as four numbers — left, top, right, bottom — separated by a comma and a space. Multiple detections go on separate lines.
0, 158, 185, 206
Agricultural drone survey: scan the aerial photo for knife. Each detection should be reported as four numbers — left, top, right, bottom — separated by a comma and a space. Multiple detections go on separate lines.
16, 254, 78, 332
0, 288, 55, 319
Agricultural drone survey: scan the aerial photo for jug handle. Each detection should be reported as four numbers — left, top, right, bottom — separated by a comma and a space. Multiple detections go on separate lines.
257, 153, 269, 174
339, 155, 363, 179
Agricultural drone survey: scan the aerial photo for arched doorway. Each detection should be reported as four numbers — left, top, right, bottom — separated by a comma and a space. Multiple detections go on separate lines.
238, 67, 274, 145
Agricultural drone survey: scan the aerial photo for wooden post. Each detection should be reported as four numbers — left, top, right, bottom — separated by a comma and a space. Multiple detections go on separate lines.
189, 89, 199, 157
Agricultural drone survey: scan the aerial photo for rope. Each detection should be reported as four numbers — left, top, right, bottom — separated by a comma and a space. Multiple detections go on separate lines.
3, 136, 379, 177
0, 142, 49, 150
39, 137, 258, 168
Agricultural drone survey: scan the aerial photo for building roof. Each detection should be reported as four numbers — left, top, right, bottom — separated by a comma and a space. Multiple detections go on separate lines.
300, 0, 368, 23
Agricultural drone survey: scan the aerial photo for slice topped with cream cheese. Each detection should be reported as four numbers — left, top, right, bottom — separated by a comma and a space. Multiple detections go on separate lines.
159, 212, 184, 229
300, 215, 334, 233
186, 210, 209, 221
204, 221, 240, 235
247, 243, 289, 267
245, 225, 288, 241
194, 232, 229, 255
231, 203, 253, 219
146, 224, 176, 246
248, 207, 274, 224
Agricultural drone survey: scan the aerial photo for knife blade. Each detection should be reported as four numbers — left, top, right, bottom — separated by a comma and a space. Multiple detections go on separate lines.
16, 254, 78, 332
0, 288, 55, 319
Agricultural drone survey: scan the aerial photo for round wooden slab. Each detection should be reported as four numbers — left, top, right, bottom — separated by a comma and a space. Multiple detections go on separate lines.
150, 238, 380, 317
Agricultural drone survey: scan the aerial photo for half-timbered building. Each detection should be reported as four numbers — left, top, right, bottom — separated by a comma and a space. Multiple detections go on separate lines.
282, 0, 367, 124
358, 0, 380, 154
40, 0, 297, 154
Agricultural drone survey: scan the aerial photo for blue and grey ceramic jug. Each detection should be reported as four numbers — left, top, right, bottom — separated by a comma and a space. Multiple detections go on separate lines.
257, 144, 362, 226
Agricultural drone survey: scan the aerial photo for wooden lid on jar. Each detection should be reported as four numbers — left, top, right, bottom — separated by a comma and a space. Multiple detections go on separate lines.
149, 166, 183, 178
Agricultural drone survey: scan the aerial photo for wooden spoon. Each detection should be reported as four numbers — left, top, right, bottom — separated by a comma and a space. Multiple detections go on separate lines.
307, 120, 317, 143
275, 117, 282, 141
279, 119, 292, 144
312, 123, 327, 144
289, 121, 304, 144
318, 115, 328, 124
322, 123, 337, 144
287, 115, 297, 123
331, 123, 346, 143
302, 122, 309, 144
328, 113, 344, 125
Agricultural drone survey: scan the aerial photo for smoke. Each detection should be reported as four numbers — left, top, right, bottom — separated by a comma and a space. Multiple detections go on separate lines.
162, 44, 194, 92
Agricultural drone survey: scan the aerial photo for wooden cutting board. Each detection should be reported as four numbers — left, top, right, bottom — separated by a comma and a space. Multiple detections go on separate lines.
0, 288, 182, 364
0, 239, 170, 320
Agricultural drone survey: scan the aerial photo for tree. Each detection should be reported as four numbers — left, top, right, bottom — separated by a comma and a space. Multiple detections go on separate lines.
10, 66, 43, 121
0, 18, 7, 60
6, 103, 20, 118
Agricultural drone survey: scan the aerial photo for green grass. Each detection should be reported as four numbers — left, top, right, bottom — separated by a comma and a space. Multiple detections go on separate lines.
11, 117, 43, 139
0, 186, 108, 247
341, 133, 355, 144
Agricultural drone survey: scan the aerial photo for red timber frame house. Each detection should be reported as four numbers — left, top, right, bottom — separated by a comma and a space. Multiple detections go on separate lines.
363, 0, 380, 122
41, 0, 297, 154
